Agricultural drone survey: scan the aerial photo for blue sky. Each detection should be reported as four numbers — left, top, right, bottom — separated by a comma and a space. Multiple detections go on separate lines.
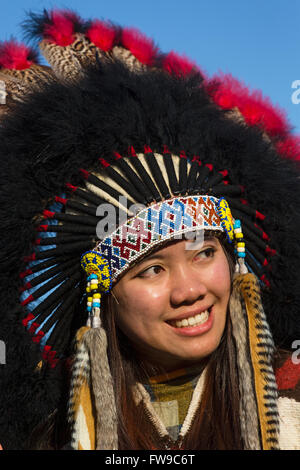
1, 0, 299, 133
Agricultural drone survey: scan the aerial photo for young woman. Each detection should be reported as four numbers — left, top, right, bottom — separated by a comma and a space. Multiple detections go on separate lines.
101, 234, 241, 450
0, 9, 299, 451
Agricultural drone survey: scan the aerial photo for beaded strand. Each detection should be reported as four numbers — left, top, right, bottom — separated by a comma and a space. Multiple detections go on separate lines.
234, 219, 248, 274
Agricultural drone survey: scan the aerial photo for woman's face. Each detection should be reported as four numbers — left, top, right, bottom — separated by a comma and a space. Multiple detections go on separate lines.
113, 236, 231, 371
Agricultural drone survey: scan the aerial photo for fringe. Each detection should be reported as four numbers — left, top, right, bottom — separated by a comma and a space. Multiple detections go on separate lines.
85, 326, 118, 449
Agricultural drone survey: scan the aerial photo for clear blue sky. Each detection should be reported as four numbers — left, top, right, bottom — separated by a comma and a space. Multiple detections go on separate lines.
1, 0, 299, 133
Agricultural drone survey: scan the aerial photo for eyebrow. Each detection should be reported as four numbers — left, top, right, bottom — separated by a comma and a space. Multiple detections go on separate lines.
133, 236, 219, 268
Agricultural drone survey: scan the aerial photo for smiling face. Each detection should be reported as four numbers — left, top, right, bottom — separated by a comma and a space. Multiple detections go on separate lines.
113, 235, 232, 371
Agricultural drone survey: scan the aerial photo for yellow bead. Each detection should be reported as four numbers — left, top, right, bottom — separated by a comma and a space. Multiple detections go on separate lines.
235, 232, 243, 239
86, 287, 91, 293
87, 297, 93, 302
93, 293, 101, 299
237, 242, 245, 247
90, 284, 98, 290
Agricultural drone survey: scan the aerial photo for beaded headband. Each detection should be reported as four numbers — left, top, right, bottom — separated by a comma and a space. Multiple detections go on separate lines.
90, 195, 233, 279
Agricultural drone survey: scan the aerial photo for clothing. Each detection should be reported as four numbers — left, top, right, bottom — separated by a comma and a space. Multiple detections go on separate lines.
143, 365, 205, 440
71, 349, 300, 450
275, 350, 300, 449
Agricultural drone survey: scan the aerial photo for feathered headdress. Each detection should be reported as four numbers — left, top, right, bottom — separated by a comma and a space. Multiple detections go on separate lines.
0, 9, 299, 450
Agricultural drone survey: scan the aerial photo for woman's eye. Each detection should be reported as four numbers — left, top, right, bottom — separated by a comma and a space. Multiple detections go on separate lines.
138, 265, 163, 278
195, 247, 215, 260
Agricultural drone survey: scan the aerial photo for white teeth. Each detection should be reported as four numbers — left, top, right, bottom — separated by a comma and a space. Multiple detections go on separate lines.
173, 309, 210, 328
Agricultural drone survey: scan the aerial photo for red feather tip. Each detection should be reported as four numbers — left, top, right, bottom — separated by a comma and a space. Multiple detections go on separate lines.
86, 20, 116, 51
162, 51, 198, 77
121, 27, 158, 66
205, 73, 290, 137
276, 134, 300, 161
43, 9, 82, 46
0, 40, 36, 70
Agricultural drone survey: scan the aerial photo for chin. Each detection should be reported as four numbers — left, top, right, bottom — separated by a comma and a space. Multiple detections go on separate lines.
176, 338, 223, 364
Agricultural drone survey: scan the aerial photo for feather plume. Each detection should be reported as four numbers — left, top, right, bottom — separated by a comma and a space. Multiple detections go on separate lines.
121, 27, 158, 65
276, 134, 300, 161
162, 51, 199, 77
206, 73, 291, 137
86, 20, 116, 51
0, 40, 38, 70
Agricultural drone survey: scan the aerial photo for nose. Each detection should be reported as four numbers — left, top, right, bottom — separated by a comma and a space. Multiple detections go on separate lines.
169, 264, 208, 306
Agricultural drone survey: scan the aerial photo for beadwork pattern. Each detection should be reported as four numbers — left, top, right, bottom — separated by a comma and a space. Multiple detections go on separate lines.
97, 195, 223, 280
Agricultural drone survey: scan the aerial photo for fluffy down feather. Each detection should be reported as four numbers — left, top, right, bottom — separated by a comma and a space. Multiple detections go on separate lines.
0, 40, 38, 70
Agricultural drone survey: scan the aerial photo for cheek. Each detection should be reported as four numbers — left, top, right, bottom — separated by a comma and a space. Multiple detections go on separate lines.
115, 282, 168, 327
208, 256, 231, 301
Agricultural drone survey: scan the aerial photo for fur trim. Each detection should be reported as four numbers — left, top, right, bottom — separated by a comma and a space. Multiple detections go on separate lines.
86, 326, 118, 449
68, 325, 118, 450
68, 326, 94, 450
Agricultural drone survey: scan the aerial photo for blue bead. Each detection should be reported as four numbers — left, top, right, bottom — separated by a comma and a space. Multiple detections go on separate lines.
234, 219, 241, 229
238, 252, 246, 258
90, 274, 98, 280
92, 302, 101, 308
87, 306, 92, 312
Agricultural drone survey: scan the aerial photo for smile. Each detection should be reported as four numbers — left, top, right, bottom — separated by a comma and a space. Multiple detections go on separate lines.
167, 306, 212, 328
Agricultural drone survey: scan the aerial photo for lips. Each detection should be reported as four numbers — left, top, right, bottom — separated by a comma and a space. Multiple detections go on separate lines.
166, 306, 213, 328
